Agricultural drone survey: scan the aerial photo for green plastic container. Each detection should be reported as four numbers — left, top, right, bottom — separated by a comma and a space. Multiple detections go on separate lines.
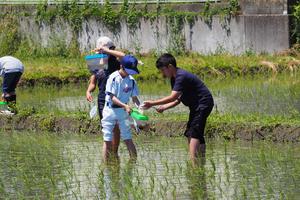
130, 108, 149, 121
0, 101, 8, 111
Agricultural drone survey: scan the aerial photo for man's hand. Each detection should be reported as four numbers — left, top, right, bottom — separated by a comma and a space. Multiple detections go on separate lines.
141, 101, 154, 110
156, 105, 166, 113
93, 46, 109, 54
86, 91, 93, 102
124, 105, 132, 114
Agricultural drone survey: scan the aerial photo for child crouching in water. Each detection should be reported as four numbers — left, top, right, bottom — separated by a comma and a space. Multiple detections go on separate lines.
101, 55, 140, 160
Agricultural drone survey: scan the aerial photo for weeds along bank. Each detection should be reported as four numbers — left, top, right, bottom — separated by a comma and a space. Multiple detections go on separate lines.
0, 1, 299, 85
1, 111, 299, 142
8, 50, 300, 86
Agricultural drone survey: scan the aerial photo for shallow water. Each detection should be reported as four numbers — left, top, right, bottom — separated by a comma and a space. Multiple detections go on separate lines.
17, 72, 300, 117
0, 131, 299, 199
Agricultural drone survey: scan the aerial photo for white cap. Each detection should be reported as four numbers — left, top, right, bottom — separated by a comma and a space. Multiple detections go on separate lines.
96, 36, 115, 49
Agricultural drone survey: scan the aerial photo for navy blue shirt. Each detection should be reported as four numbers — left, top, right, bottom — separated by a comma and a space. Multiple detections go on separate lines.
171, 68, 213, 110
94, 55, 120, 101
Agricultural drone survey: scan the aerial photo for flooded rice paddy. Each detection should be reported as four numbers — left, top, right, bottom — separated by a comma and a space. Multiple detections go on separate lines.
1, 72, 299, 199
17, 72, 300, 117
0, 132, 299, 199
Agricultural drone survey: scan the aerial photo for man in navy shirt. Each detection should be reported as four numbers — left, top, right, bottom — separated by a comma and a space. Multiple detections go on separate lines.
143, 53, 214, 161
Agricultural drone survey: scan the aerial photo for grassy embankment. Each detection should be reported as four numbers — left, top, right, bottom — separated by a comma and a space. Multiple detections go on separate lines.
1, 50, 299, 141
20, 49, 300, 85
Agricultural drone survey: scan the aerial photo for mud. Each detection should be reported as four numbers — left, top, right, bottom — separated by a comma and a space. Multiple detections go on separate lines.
19, 76, 89, 87
0, 116, 299, 142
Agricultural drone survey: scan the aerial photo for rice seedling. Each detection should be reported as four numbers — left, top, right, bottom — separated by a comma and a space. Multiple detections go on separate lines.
1, 115, 299, 199
14, 71, 300, 120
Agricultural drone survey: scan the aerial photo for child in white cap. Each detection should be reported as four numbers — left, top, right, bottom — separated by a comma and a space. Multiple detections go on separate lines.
86, 36, 124, 156
101, 55, 141, 160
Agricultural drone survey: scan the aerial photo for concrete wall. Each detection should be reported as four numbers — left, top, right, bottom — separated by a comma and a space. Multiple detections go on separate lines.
0, 0, 293, 55
244, 15, 290, 53
15, 14, 290, 55
240, 0, 288, 14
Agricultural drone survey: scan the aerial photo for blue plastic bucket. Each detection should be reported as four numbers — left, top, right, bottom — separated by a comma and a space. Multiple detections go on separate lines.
85, 54, 108, 72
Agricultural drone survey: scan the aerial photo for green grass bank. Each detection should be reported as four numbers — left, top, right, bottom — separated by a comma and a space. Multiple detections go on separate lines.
1, 110, 299, 142
1, 49, 300, 142
17, 48, 300, 86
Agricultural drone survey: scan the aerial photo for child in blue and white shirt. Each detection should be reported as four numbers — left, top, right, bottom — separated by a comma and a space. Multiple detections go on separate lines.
101, 55, 141, 160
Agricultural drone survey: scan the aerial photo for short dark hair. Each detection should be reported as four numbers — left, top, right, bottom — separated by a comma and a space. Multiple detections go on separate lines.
156, 53, 177, 69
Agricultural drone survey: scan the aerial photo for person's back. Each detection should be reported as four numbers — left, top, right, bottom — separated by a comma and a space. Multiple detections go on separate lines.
96, 55, 120, 103
0, 56, 24, 75
0, 56, 24, 115
170, 68, 213, 111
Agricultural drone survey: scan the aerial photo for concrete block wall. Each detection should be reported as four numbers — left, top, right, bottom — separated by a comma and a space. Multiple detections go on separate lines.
16, 14, 289, 55
0, 0, 292, 55
240, 0, 288, 14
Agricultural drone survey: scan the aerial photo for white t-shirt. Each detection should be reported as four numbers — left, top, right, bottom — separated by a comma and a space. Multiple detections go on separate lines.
0, 56, 24, 76
105, 71, 139, 106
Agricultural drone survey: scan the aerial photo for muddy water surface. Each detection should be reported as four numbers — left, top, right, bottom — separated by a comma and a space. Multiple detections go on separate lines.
0, 132, 299, 199
17, 73, 300, 117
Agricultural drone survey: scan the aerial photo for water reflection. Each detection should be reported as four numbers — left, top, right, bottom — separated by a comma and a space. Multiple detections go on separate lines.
17, 73, 300, 116
0, 132, 299, 199
186, 159, 208, 200
99, 159, 136, 200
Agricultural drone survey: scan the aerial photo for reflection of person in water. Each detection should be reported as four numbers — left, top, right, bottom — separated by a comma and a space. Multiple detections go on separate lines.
186, 160, 208, 199
99, 159, 136, 199
102, 160, 120, 200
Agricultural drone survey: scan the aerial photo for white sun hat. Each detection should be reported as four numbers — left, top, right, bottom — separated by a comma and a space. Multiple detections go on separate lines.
96, 36, 115, 49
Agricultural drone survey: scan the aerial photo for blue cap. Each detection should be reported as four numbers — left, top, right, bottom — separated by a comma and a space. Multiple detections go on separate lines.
121, 55, 139, 75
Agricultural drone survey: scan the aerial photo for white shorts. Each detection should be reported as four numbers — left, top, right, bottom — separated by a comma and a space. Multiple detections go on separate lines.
101, 106, 132, 141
